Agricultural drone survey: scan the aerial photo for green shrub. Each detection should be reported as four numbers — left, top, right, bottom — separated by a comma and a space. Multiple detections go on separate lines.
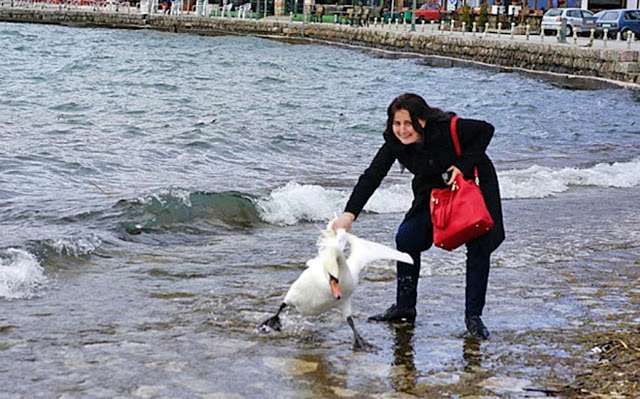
460, 5, 472, 30
477, 2, 489, 31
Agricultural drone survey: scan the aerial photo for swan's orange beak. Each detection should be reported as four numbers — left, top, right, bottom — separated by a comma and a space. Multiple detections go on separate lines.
329, 276, 341, 300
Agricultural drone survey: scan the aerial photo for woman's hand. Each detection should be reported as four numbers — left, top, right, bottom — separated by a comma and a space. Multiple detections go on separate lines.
331, 212, 355, 231
446, 166, 462, 186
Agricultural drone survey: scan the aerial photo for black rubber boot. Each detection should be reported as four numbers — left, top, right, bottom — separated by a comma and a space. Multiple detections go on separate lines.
465, 315, 490, 340
396, 271, 419, 307
368, 304, 416, 323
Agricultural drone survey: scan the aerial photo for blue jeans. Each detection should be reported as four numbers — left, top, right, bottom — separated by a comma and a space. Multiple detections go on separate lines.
395, 207, 491, 317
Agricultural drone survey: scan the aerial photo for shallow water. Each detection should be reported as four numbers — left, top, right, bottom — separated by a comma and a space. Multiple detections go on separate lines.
1, 22, 640, 398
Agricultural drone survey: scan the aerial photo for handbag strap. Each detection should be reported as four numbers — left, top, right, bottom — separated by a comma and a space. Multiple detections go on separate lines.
449, 115, 479, 181
449, 116, 462, 157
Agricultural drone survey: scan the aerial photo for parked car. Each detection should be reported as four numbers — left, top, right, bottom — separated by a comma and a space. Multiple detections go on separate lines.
414, 2, 445, 22
594, 9, 640, 39
541, 8, 597, 36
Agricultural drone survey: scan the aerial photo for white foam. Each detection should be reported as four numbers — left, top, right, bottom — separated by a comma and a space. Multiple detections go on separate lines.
365, 184, 412, 213
48, 234, 102, 257
499, 158, 640, 199
138, 188, 193, 207
256, 182, 411, 225
0, 248, 47, 300
256, 182, 344, 225
257, 158, 640, 224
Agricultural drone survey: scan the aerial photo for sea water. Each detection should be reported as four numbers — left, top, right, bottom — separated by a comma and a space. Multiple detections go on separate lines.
1, 22, 640, 397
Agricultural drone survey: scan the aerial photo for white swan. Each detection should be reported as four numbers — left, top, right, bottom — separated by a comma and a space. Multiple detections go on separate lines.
259, 226, 413, 350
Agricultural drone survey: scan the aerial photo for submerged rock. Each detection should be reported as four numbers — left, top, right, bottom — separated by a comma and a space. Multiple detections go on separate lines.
330, 387, 359, 397
262, 357, 318, 376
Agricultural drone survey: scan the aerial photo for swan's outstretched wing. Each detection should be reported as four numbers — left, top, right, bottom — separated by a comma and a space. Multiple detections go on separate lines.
346, 233, 413, 280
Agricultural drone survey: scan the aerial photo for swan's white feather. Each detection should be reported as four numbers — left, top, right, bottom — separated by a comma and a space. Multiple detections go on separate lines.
282, 228, 413, 318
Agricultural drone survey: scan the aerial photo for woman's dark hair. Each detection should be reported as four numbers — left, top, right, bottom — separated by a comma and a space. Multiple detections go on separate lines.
384, 93, 453, 142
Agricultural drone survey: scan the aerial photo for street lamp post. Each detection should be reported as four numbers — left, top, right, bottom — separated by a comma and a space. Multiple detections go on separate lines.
302, 0, 306, 36
558, 16, 567, 43
411, 0, 416, 31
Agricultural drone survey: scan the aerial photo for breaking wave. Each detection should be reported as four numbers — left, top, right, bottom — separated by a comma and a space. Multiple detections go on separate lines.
499, 158, 640, 199
115, 188, 262, 233
256, 182, 345, 225
0, 248, 47, 300
256, 159, 640, 225
104, 159, 640, 231
256, 181, 410, 226
27, 234, 103, 264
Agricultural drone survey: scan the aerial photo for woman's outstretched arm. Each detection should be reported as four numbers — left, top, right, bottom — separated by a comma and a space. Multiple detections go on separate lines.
340, 143, 396, 225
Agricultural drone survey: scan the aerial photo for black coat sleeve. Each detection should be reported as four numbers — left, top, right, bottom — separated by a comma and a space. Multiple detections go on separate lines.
453, 118, 495, 177
344, 142, 395, 219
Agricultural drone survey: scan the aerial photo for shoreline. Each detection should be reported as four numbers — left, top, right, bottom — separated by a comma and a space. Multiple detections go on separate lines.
263, 34, 637, 91
1, 7, 640, 90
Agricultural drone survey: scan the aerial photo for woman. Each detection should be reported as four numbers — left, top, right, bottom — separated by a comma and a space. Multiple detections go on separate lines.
332, 93, 504, 340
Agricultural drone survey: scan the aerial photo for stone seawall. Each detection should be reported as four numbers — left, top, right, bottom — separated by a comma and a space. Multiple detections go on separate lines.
1, 8, 639, 88
303, 24, 639, 86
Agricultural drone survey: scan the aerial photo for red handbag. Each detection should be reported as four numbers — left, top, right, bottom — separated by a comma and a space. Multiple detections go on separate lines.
430, 116, 494, 251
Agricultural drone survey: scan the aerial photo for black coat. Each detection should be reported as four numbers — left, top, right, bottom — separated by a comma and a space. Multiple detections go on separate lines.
344, 117, 505, 253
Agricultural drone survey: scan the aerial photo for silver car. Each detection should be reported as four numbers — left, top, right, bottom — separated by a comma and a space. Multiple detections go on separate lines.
541, 8, 597, 36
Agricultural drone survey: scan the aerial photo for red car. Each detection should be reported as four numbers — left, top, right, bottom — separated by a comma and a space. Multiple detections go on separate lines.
414, 1, 445, 22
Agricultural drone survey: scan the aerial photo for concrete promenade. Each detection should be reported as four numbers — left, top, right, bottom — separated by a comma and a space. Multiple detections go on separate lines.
1, 5, 639, 88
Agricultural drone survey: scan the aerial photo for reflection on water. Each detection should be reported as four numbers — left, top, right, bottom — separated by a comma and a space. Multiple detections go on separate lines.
463, 337, 483, 373
389, 323, 418, 393
387, 326, 490, 396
